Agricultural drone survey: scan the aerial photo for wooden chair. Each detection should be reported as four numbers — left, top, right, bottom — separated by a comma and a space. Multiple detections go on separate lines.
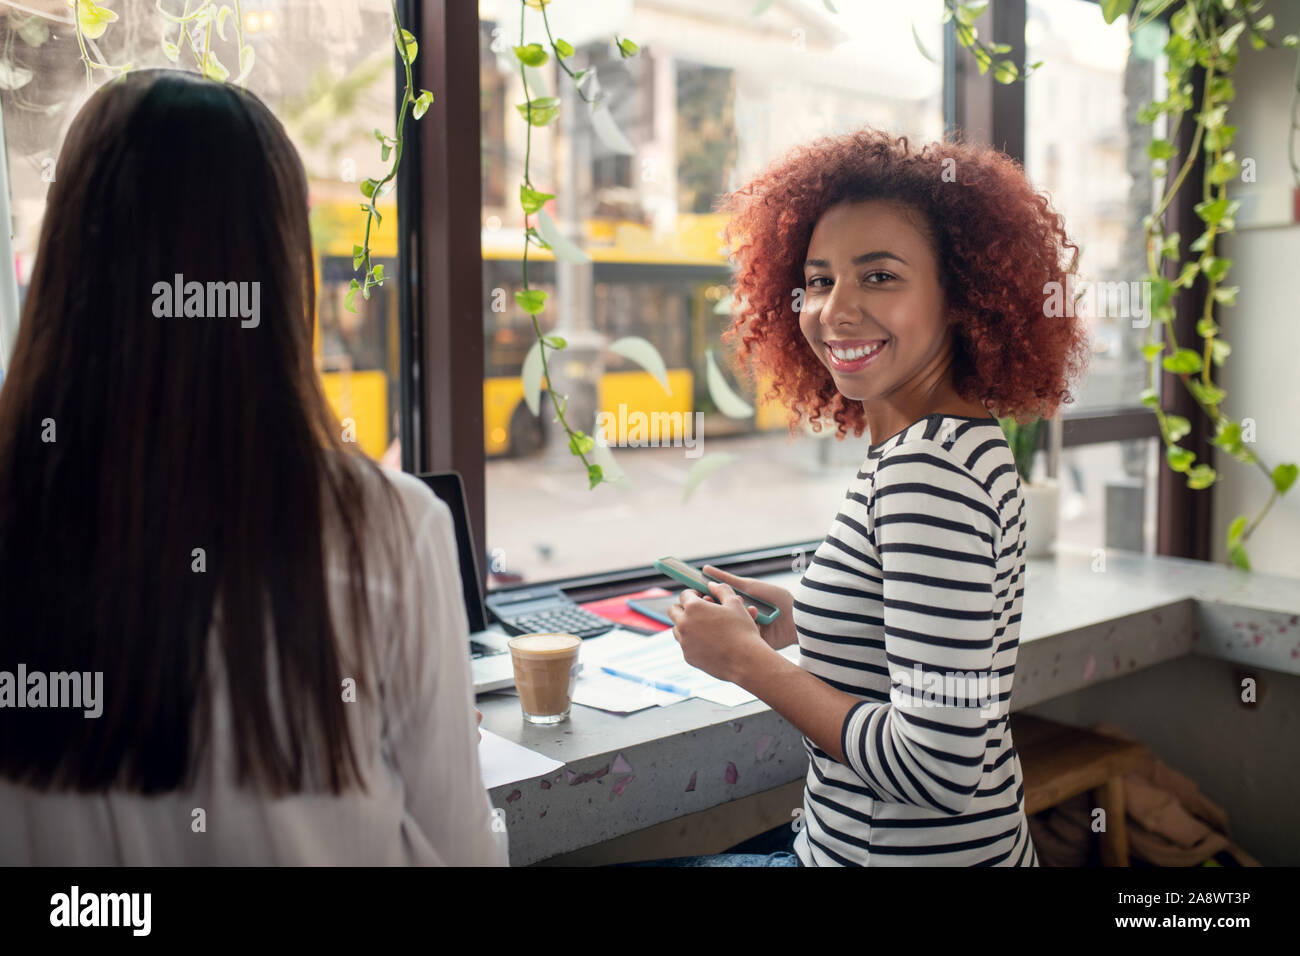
1010, 713, 1148, 866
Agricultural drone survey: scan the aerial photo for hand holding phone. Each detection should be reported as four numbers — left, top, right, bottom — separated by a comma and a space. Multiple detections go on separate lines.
654, 557, 782, 627
700, 564, 797, 651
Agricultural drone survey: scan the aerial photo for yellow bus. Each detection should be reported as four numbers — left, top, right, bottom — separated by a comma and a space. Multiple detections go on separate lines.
310, 201, 786, 461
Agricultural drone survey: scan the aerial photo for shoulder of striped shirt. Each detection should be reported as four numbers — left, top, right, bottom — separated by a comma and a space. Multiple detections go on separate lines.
873, 424, 1005, 547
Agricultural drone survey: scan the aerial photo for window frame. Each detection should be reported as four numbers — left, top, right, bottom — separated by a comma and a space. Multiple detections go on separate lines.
401, 0, 1207, 597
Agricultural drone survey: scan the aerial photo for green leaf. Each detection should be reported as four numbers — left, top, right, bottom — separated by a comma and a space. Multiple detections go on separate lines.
395, 28, 418, 64
568, 430, 596, 456
705, 349, 754, 418
1194, 197, 1230, 224
618, 37, 639, 57
1189, 231, 1212, 253
957, 2, 988, 27
1159, 232, 1181, 260
542, 335, 567, 349
413, 89, 434, 120
1209, 339, 1231, 367
381, 143, 391, 162
1141, 343, 1164, 361
1186, 464, 1216, 490
1217, 20, 1245, 54
373, 264, 385, 282
513, 43, 548, 67
235, 43, 255, 84
609, 335, 672, 394
1100, 0, 1129, 24
515, 288, 547, 315
75, 0, 118, 41
360, 178, 379, 198
344, 278, 360, 314
1274, 463, 1299, 494
1147, 138, 1174, 160
1164, 414, 1191, 442
1166, 445, 1195, 472
516, 97, 561, 126
216, 4, 233, 40
201, 50, 229, 82
1186, 379, 1226, 407
1139, 387, 1159, 407
993, 61, 1018, 84
521, 340, 544, 416
536, 208, 592, 264
587, 463, 604, 489
1226, 514, 1247, 547
352, 244, 365, 270
555, 38, 574, 58
520, 184, 556, 214
912, 22, 937, 63
1200, 255, 1231, 283
1228, 543, 1250, 571
1162, 348, 1202, 374
1196, 316, 1219, 338
1212, 285, 1239, 307
1176, 261, 1199, 288
1207, 157, 1241, 185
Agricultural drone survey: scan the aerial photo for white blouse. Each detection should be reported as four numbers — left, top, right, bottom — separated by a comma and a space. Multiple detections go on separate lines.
0, 463, 509, 865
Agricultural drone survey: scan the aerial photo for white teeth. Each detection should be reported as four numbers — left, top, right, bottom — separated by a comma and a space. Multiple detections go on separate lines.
830, 342, 883, 361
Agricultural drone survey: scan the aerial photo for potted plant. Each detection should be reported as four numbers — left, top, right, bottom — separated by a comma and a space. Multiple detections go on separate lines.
999, 416, 1058, 559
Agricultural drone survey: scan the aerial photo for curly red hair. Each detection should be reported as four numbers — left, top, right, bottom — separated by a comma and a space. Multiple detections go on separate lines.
717, 127, 1091, 435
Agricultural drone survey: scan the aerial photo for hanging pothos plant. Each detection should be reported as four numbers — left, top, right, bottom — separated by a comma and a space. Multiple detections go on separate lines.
941, 0, 1299, 571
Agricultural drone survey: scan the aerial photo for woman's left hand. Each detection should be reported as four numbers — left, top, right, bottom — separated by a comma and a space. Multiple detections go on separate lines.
667, 580, 773, 686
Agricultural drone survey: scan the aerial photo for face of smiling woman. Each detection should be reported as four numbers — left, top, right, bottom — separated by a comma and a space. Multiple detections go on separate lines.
800, 198, 990, 444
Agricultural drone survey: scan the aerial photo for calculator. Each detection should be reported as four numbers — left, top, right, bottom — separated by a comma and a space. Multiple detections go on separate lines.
484, 585, 616, 639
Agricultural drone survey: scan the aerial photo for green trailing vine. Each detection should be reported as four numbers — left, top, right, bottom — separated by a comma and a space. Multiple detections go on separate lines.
344, 2, 433, 316
511, 0, 639, 490
948, 0, 1299, 570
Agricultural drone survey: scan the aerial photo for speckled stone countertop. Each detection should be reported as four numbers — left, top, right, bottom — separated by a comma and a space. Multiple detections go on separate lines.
477, 546, 1300, 865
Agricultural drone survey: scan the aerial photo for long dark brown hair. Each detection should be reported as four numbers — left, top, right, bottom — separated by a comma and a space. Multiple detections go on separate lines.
0, 69, 406, 795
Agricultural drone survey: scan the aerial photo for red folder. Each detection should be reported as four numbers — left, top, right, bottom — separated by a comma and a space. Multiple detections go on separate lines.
580, 586, 674, 630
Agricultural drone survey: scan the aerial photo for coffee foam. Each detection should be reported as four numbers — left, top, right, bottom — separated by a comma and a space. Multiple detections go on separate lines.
508, 633, 582, 656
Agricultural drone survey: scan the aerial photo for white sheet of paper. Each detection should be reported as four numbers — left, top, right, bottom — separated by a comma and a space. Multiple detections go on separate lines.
486, 630, 805, 711
478, 728, 566, 790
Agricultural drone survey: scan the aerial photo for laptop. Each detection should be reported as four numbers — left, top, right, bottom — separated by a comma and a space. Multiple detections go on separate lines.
418, 472, 517, 693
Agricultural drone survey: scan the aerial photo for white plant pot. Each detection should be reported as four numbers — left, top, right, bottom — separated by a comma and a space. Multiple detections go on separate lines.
1021, 477, 1059, 559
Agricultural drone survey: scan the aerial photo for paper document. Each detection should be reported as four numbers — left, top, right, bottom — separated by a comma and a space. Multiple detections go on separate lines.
478, 729, 565, 790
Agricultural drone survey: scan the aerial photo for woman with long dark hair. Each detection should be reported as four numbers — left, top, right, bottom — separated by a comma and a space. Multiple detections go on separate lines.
0, 69, 507, 865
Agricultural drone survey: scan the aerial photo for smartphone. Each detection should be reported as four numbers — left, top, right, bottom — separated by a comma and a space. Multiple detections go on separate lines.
654, 557, 781, 626
626, 595, 677, 627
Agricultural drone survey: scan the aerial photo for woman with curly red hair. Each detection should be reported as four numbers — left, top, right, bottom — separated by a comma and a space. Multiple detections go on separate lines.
658, 127, 1091, 866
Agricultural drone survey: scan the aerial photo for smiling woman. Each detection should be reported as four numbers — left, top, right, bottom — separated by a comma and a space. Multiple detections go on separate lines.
720, 126, 1092, 437
630, 126, 1093, 867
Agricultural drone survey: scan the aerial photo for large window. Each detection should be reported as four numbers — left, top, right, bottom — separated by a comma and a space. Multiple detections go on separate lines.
478, 0, 948, 585
1024, 0, 1164, 554
0, 0, 402, 463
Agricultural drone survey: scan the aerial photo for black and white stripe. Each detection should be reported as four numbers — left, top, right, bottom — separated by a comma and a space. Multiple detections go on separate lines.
791, 413, 1038, 866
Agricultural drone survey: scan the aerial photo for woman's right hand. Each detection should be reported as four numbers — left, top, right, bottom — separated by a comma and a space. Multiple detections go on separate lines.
700, 565, 797, 651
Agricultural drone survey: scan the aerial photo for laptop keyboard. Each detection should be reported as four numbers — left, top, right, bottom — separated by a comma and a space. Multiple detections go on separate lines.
470, 640, 505, 660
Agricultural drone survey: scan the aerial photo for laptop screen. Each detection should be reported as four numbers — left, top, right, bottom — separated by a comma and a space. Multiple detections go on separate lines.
417, 472, 488, 633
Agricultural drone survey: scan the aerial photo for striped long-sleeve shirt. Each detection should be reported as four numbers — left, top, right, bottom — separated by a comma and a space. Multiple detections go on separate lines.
791, 412, 1038, 866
